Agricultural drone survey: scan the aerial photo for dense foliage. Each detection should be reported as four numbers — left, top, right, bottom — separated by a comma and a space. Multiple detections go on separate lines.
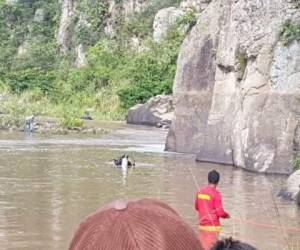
0, 0, 188, 126
280, 20, 300, 46
293, 155, 300, 171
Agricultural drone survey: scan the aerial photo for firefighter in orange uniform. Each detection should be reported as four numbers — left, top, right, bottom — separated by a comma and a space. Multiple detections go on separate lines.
195, 170, 230, 250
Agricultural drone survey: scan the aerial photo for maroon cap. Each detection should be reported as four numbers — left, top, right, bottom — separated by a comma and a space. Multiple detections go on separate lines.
69, 198, 203, 250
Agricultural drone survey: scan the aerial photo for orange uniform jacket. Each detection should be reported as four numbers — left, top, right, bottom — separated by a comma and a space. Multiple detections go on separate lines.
195, 185, 229, 232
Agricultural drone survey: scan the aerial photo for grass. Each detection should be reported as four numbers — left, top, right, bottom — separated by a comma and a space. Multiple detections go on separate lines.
280, 20, 300, 46
292, 155, 300, 171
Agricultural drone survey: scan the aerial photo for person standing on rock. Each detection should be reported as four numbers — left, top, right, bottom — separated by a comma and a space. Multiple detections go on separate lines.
195, 170, 230, 250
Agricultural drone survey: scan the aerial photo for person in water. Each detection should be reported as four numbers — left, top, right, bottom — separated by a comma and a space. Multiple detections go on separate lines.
211, 237, 257, 250
113, 154, 135, 168
195, 170, 230, 250
69, 198, 203, 250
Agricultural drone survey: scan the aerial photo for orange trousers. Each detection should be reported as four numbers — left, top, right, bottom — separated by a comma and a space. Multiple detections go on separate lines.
199, 231, 219, 250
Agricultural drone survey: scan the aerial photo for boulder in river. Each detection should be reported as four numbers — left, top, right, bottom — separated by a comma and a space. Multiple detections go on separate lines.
278, 170, 300, 204
127, 95, 173, 128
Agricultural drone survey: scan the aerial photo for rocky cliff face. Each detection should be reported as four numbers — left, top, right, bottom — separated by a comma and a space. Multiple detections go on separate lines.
166, 0, 300, 174
57, 0, 75, 52
57, 0, 149, 63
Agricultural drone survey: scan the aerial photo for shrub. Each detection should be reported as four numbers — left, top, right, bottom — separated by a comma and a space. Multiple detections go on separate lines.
7, 68, 56, 94
176, 8, 197, 30
61, 117, 84, 129
280, 20, 300, 46
293, 156, 300, 171
118, 27, 184, 109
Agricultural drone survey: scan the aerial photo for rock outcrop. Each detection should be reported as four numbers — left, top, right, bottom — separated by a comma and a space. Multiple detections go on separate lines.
127, 95, 173, 127
122, 0, 147, 17
279, 170, 300, 202
153, 7, 185, 42
5, 0, 18, 5
75, 44, 87, 67
180, 0, 211, 12
34, 8, 45, 23
57, 0, 75, 52
166, 0, 300, 174
105, 0, 148, 37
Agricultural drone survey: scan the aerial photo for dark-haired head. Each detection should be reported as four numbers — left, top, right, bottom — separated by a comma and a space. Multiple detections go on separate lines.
208, 170, 220, 185
211, 237, 257, 250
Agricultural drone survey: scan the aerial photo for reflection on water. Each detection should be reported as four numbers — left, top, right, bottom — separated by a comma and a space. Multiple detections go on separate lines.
0, 123, 299, 250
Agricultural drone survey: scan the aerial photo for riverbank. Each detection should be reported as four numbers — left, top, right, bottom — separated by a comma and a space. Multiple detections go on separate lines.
0, 89, 127, 132
0, 114, 112, 135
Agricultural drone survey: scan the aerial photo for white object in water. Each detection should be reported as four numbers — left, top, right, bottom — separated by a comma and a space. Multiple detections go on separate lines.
121, 157, 128, 171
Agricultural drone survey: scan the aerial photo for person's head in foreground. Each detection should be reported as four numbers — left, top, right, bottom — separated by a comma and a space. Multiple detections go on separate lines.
208, 170, 220, 186
69, 198, 203, 250
211, 237, 257, 250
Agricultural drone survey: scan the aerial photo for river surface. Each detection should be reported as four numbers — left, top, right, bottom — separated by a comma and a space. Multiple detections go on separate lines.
0, 122, 299, 250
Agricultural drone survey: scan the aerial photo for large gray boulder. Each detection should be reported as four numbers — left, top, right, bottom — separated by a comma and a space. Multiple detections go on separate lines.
166, 0, 300, 174
279, 170, 300, 203
127, 95, 173, 127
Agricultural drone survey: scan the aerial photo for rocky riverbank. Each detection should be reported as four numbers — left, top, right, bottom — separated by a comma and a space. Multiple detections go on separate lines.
279, 170, 300, 205
0, 115, 110, 135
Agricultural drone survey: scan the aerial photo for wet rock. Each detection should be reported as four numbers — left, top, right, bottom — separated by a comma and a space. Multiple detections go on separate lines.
279, 170, 300, 203
127, 95, 173, 127
156, 121, 171, 129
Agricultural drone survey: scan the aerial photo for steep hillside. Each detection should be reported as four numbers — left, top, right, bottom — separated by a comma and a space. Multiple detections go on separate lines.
0, 0, 192, 127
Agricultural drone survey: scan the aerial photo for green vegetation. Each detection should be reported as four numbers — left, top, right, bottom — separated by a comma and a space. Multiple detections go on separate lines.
235, 51, 247, 80
75, 0, 109, 46
176, 8, 197, 30
293, 155, 300, 171
293, 0, 300, 8
0, 0, 186, 129
280, 20, 300, 46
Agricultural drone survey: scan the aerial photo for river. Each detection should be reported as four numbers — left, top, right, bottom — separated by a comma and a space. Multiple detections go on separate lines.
0, 122, 299, 250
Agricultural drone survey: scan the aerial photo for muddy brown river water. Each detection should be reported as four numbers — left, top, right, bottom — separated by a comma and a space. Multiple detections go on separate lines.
0, 122, 299, 250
